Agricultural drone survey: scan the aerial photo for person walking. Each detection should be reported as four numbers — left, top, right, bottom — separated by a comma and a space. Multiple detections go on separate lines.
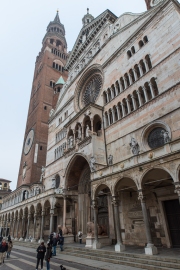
49, 232, 53, 246
78, 230, 83, 244
0, 239, 8, 265
52, 235, 57, 256
7, 235, 11, 242
36, 242, 46, 270
7, 240, 13, 258
45, 243, 52, 270
59, 235, 64, 251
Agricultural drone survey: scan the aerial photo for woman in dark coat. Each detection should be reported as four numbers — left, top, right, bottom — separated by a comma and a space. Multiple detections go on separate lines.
45, 243, 52, 270
36, 242, 46, 270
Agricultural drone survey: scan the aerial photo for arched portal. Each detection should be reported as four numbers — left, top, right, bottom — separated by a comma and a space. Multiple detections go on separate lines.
66, 155, 91, 242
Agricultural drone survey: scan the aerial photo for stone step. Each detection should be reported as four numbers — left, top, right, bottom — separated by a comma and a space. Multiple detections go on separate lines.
61, 250, 179, 270
63, 247, 180, 265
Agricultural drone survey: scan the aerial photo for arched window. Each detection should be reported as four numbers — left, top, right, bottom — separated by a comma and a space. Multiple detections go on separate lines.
127, 50, 132, 59
134, 64, 140, 79
103, 91, 107, 104
140, 60, 146, 74
139, 40, 144, 48
55, 175, 60, 188
143, 36, 148, 43
145, 55, 152, 70
131, 46, 135, 54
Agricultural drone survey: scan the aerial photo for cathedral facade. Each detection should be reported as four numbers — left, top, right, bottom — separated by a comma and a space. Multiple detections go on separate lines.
1, 0, 180, 255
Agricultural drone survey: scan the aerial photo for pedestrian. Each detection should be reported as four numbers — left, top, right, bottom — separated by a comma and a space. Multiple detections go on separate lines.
59, 235, 64, 251
0, 239, 8, 265
49, 232, 53, 246
52, 235, 57, 256
7, 235, 11, 242
7, 240, 13, 258
36, 242, 46, 270
45, 242, 52, 270
78, 229, 83, 244
59, 228, 62, 237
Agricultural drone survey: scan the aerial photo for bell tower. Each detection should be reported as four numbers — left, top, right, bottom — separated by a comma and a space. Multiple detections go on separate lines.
17, 11, 68, 188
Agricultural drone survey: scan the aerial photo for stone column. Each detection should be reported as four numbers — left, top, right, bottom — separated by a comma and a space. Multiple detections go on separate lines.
63, 196, 67, 231
25, 214, 31, 242
121, 103, 125, 117
116, 105, 121, 120
15, 218, 20, 240
19, 216, 25, 241
107, 113, 110, 126
106, 92, 109, 103
138, 190, 158, 255
91, 119, 94, 132
129, 73, 133, 85
136, 90, 143, 106
131, 94, 137, 110
112, 109, 115, 123
39, 211, 45, 242
103, 115, 107, 129
50, 210, 54, 234
112, 197, 125, 252
126, 99, 131, 114
32, 213, 37, 242
118, 80, 123, 92
114, 84, 118, 96
174, 182, 180, 205
149, 82, 155, 98
9, 218, 12, 237
82, 125, 84, 140
5, 219, 8, 237
138, 64, 143, 77
144, 60, 149, 72
124, 76, 128, 89
92, 200, 101, 249
12, 219, 16, 239
133, 69, 138, 81
143, 87, 148, 102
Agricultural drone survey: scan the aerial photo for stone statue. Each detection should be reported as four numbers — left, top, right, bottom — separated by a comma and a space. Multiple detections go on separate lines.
77, 125, 82, 140
86, 125, 90, 137
35, 187, 40, 195
49, 109, 54, 117
25, 191, 28, 200
161, 130, 171, 144
40, 166, 45, 182
130, 138, 140, 156
68, 136, 74, 148
52, 178, 56, 189
87, 222, 94, 237
108, 154, 113, 165
90, 156, 96, 172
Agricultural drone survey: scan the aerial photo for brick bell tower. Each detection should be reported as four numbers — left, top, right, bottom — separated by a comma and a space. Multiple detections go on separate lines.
17, 11, 68, 188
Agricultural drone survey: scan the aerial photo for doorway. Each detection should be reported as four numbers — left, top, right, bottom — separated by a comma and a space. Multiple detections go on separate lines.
164, 199, 180, 248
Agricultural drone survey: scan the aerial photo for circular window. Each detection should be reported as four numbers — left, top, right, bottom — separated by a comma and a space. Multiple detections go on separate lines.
82, 74, 102, 106
148, 127, 166, 149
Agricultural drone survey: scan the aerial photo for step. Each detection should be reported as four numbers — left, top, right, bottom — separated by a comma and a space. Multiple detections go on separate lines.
63, 246, 180, 264
61, 250, 180, 270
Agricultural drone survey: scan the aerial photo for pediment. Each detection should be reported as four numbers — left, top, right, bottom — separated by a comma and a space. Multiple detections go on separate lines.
65, 9, 117, 71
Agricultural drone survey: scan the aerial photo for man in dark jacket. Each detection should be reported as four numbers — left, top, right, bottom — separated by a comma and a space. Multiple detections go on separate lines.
59, 236, 64, 251
49, 232, 53, 246
52, 237, 57, 256
45, 243, 52, 270
36, 242, 46, 270
0, 239, 8, 265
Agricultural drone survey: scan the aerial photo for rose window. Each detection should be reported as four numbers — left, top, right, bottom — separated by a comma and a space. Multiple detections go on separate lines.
148, 127, 166, 149
82, 74, 102, 106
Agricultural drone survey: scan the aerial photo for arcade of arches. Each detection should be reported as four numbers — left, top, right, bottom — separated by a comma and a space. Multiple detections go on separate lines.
1, 155, 180, 255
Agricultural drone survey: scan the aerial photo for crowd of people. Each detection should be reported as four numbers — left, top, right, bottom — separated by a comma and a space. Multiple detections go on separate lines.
0, 234, 13, 265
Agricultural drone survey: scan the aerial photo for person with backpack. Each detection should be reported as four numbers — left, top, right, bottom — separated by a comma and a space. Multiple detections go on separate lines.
59, 235, 64, 251
78, 230, 83, 244
36, 242, 46, 270
52, 235, 57, 256
45, 242, 52, 270
0, 239, 8, 265
7, 240, 13, 258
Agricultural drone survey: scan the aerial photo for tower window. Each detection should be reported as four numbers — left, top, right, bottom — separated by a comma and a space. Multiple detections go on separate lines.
44, 106, 47, 110
40, 146, 43, 150
50, 39, 54, 44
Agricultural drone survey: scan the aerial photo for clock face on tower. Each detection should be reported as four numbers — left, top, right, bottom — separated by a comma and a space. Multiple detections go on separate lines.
24, 129, 34, 155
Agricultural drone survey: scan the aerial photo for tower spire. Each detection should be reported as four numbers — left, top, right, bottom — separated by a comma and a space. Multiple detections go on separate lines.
54, 10, 60, 23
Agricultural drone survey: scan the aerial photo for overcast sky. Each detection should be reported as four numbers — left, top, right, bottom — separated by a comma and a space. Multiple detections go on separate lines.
0, 0, 149, 191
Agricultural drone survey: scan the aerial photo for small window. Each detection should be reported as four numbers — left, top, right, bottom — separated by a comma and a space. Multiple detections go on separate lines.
131, 46, 135, 54
4, 183, 7, 187
139, 40, 144, 48
40, 146, 43, 150
50, 39, 54, 44
127, 50, 132, 59
44, 106, 47, 110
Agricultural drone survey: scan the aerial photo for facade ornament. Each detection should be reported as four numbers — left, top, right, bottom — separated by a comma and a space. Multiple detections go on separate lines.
138, 190, 146, 203
174, 182, 180, 197
35, 187, 40, 195
86, 125, 90, 137
90, 156, 96, 172
130, 138, 140, 156
77, 125, 82, 140
148, 152, 154, 159
108, 154, 113, 165
49, 109, 54, 117
55, 188, 64, 194
52, 178, 56, 189
161, 130, 171, 144
68, 136, 74, 148
40, 166, 45, 182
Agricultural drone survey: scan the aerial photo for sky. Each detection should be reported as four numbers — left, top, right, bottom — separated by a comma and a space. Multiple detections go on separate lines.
0, 0, 148, 191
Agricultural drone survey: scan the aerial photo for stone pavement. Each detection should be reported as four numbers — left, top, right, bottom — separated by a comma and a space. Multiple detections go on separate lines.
13, 244, 144, 270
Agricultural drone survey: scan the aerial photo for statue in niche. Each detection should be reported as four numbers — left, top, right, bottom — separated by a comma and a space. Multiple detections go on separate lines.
87, 222, 94, 237
25, 191, 28, 200
90, 156, 96, 172
161, 130, 171, 144
130, 138, 140, 156
40, 166, 45, 182
86, 125, 90, 137
77, 125, 82, 140
68, 136, 74, 148
108, 155, 113, 165
52, 178, 56, 189
35, 187, 40, 195
49, 109, 54, 117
